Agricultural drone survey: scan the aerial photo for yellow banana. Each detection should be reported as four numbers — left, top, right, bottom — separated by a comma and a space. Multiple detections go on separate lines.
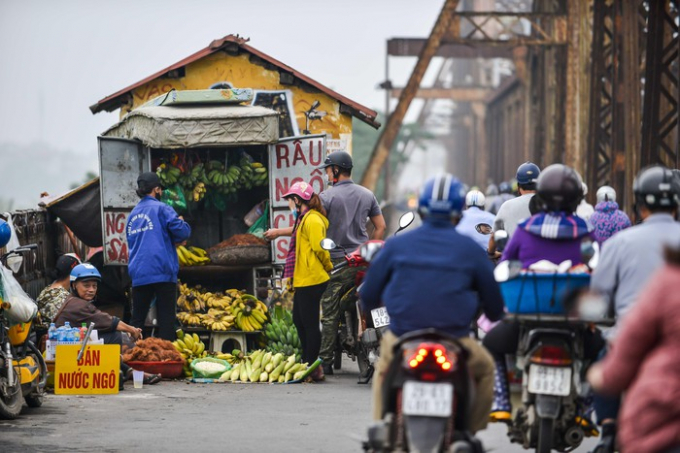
183, 335, 195, 350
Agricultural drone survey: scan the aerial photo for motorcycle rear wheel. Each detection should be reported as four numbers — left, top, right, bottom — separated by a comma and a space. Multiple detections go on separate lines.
537, 417, 554, 453
334, 343, 343, 370
0, 371, 23, 419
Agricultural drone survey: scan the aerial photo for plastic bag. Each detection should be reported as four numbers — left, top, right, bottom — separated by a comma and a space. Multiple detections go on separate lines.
247, 201, 269, 238
2, 213, 21, 252
244, 200, 267, 227
0, 265, 38, 323
190, 357, 231, 379
161, 184, 187, 212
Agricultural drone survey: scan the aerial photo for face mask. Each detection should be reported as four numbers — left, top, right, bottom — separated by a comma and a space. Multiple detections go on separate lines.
291, 208, 299, 220
154, 192, 162, 201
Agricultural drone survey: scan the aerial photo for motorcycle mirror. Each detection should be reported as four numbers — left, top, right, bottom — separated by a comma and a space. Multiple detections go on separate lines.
494, 260, 522, 282
398, 211, 415, 230
493, 229, 509, 252
320, 238, 337, 250
360, 242, 384, 263
577, 292, 610, 322
6, 254, 23, 274
475, 223, 493, 235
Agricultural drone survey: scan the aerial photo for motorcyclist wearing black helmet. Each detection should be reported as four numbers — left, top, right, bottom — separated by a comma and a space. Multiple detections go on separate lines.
483, 164, 603, 422
589, 165, 680, 451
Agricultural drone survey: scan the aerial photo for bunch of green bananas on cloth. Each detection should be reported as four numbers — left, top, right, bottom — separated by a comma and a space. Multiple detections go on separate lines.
217, 349, 310, 383
265, 311, 302, 359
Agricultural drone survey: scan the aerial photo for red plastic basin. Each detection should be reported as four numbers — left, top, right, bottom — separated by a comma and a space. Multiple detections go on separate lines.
125, 360, 184, 379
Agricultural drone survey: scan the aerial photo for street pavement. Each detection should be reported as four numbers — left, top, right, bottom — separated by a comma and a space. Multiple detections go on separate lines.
1, 357, 598, 452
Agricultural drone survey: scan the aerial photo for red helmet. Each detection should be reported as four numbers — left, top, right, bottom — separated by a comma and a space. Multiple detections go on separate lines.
282, 181, 314, 201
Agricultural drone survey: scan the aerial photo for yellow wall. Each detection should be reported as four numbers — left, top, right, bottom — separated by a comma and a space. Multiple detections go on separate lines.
121, 52, 353, 150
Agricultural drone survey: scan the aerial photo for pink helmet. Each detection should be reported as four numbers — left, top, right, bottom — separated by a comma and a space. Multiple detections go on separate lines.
282, 181, 314, 201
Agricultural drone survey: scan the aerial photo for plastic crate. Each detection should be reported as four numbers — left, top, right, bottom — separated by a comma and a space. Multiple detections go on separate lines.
500, 273, 591, 315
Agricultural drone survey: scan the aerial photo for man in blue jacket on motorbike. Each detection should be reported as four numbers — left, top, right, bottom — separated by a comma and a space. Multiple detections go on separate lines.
127, 172, 191, 341
361, 174, 505, 433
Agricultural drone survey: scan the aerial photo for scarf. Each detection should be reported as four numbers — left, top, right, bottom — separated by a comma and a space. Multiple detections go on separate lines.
520, 212, 592, 240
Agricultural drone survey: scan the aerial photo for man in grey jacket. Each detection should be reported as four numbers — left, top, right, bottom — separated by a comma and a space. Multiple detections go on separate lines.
590, 165, 680, 451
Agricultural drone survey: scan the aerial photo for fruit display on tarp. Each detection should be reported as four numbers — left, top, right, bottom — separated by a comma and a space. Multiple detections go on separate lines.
176, 283, 268, 332
172, 330, 209, 377
122, 338, 184, 362
265, 305, 302, 359
176, 245, 210, 266
214, 349, 312, 383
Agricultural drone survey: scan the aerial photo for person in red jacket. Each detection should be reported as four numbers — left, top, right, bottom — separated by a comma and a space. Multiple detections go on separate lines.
587, 245, 680, 453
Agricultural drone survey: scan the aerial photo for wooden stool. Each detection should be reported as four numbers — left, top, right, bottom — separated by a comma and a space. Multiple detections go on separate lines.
210, 331, 248, 354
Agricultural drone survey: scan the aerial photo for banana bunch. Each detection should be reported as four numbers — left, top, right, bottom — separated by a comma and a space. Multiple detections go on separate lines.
156, 163, 182, 186
265, 311, 302, 359
250, 162, 268, 187
176, 311, 204, 327
176, 245, 210, 266
202, 310, 236, 331
177, 290, 206, 313
206, 161, 240, 194
172, 330, 208, 377
192, 182, 207, 202
217, 349, 310, 383
231, 292, 269, 332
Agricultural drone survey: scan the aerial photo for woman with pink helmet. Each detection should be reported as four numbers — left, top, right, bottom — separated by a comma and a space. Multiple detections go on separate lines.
282, 181, 333, 381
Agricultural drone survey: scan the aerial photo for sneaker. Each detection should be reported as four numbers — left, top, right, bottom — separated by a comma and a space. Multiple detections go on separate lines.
490, 410, 512, 423
322, 364, 334, 376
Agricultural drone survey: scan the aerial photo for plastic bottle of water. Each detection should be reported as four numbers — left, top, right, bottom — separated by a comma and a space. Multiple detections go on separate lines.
71, 327, 81, 343
48, 323, 57, 341
63, 322, 71, 342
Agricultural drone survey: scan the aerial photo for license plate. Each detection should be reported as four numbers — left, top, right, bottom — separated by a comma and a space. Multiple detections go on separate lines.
528, 365, 572, 396
402, 381, 453, 417
371, 307, 390, 328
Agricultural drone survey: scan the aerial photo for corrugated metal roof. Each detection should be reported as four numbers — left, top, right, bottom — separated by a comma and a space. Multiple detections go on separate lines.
90, 34, 380, 129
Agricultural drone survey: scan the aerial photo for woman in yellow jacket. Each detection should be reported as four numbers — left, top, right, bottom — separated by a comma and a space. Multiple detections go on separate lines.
282, 181, 333, 381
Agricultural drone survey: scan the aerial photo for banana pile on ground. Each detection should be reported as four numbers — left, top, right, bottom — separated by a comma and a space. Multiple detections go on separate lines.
172, 330, 208, 377
217, 349, 310, 383
265, 306, 302, 358
232, 291, 269, 332
176, 245, 210, 266
156, 163, 182, 186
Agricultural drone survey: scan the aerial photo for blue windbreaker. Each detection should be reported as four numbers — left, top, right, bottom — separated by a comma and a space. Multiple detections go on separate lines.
361, 219, 505, 338
126, 196, 191, 287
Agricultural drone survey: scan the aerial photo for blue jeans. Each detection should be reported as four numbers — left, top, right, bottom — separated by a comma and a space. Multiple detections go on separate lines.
593, 347, 620, 423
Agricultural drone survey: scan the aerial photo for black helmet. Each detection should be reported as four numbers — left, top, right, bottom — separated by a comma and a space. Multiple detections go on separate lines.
633, 165, 680, 209
536, 164, 584, 212
318, 151, 353, 170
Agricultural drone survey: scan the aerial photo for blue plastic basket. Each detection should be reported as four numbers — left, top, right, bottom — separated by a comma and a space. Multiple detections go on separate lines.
500, 273, 591, 315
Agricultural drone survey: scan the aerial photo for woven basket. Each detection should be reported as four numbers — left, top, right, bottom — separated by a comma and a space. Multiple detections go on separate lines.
208, 245, 271, 265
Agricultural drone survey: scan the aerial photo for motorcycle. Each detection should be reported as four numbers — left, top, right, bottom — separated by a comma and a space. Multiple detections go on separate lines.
320, 211, 415, 384
478, 223, 606, 452
364, 328, 484, 453
0, 244, 47, 419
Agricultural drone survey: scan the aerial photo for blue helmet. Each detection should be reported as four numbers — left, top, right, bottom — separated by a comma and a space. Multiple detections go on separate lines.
516, 162, 541, 185
0, 219, 10, 249
499, 181, 513, 194
418, 174, 466, 219
70, 263, 101, 283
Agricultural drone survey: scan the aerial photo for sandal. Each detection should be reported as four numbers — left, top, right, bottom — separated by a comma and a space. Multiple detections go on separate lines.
143, 373, 162, 385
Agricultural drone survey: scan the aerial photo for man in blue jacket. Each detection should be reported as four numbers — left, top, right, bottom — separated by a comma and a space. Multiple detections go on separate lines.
361, 174, 505, 433
127, 172, 191, 341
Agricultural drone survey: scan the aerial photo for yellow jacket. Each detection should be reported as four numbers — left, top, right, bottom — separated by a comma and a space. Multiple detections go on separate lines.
294, 209, 333, 288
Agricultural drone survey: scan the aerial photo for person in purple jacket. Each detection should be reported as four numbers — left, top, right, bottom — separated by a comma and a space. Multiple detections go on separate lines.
589, 185, 631, 245
484, 164, 603, 422
126, 172, 191, 341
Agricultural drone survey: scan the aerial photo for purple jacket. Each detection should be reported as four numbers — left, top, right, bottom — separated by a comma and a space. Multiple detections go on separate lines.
501, 212, 591, 268
589, 201, 631, 245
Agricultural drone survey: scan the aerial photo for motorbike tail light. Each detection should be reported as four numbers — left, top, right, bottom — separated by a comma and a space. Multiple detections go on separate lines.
403, 342, 457, 374
530, 345, 572, 366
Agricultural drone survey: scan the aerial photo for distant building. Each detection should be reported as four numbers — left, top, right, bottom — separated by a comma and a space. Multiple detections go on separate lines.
90, 34, 379, 154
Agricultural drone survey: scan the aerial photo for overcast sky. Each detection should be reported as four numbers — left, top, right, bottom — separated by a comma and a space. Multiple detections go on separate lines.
0, 0, 444, 159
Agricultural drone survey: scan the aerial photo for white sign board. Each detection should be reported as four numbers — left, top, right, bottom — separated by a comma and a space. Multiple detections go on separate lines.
269, 135, 327, 264
103, 210, 131, 265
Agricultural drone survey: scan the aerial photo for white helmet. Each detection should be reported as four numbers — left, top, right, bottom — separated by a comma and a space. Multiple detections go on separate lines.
596, 185, 616, 203
465, 190, 486, 208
